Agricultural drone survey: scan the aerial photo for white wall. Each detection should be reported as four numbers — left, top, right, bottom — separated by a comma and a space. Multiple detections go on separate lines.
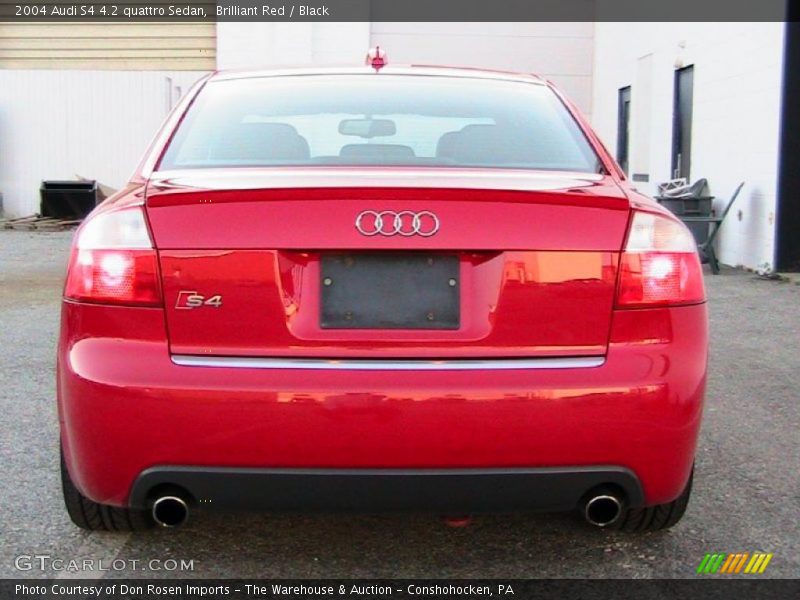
370, 23, 595, 118
592, 22, 786, 270
215, 22, 594, 118
216, 22, 370, 69
0, 70, 207, 217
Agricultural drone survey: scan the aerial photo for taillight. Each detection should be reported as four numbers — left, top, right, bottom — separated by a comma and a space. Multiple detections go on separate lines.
616, 211, 705, 308
64, 207, 162, 307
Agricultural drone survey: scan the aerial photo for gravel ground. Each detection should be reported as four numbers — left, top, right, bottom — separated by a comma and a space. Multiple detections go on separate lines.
0, 230, 797, 579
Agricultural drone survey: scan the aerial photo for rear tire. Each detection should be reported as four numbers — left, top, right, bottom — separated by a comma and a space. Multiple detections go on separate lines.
61, 448, 153, 531
609, 469, 693, 532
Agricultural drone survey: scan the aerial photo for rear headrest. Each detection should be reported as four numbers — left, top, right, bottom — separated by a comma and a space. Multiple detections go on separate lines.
436, 126, 498, 159
340, 144, 416, 163
214, 122, 310, 161
435, 131, 461, 158
449, 124, 535, 165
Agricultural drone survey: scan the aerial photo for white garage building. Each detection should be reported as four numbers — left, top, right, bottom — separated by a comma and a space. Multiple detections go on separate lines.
0, 21, 797, 271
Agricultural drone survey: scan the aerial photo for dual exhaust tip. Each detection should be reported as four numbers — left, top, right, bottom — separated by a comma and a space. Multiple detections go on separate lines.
582, 489, 624, 527
151, 495, 189, 528
150, 488, 624, 529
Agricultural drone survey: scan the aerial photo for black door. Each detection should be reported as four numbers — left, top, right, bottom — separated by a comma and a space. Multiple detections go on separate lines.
617, 86, 631, 174
672, 66, 694, 181
777, 18, 800, 271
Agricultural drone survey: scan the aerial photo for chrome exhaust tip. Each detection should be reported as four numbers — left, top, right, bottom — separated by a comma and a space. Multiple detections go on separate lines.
583, 493, 623, 527
152, 495, 189, 528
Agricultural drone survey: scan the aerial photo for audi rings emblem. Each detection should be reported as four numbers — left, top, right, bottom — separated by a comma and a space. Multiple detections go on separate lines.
355, 210, 440, 237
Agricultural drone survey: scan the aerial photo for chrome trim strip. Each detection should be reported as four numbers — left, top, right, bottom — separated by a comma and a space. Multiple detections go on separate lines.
170, 355, 605, 371
149, 168, 603, 193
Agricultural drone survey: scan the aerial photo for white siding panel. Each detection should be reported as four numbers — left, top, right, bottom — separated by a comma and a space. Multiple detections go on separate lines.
0, 70, 208, 217
0, 23, 216, 70
215, 22, 370, 69
369, 22, 594, 38
369, 22, 595, 117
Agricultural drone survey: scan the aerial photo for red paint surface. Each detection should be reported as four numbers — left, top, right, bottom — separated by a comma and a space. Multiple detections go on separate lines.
58, 300, 705, 508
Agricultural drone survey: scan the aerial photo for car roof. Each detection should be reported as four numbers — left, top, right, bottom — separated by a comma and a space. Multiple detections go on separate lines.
210, 65, 548, 86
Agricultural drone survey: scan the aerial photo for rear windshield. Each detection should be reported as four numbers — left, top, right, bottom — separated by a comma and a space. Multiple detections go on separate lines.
159, 75, 601, 173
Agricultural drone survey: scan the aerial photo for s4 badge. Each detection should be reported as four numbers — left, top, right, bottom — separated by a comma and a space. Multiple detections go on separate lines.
175, 291, 223, 309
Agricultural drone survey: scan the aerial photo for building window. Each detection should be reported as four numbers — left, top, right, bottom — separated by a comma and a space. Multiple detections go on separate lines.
617, 86, 631, 174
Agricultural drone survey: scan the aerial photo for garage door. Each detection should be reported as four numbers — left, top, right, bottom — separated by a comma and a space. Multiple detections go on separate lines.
0, 22, 215, 70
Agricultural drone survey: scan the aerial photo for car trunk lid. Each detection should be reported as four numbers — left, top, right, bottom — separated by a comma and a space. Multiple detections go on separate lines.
146, 168, 630, 359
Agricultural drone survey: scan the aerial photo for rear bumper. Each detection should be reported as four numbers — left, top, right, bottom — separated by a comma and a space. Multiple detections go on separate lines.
58, 302, 707, 510
129, 466, 643, 512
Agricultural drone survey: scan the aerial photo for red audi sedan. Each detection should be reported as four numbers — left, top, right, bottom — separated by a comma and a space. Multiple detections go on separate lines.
58, 64, 706, 532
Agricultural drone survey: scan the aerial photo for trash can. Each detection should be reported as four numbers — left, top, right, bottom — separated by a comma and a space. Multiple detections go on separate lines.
40, 180, 98, 219
655, 179, 713, 245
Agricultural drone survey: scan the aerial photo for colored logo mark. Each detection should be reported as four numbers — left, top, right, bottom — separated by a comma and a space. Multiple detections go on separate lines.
697, 552, 773, 574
